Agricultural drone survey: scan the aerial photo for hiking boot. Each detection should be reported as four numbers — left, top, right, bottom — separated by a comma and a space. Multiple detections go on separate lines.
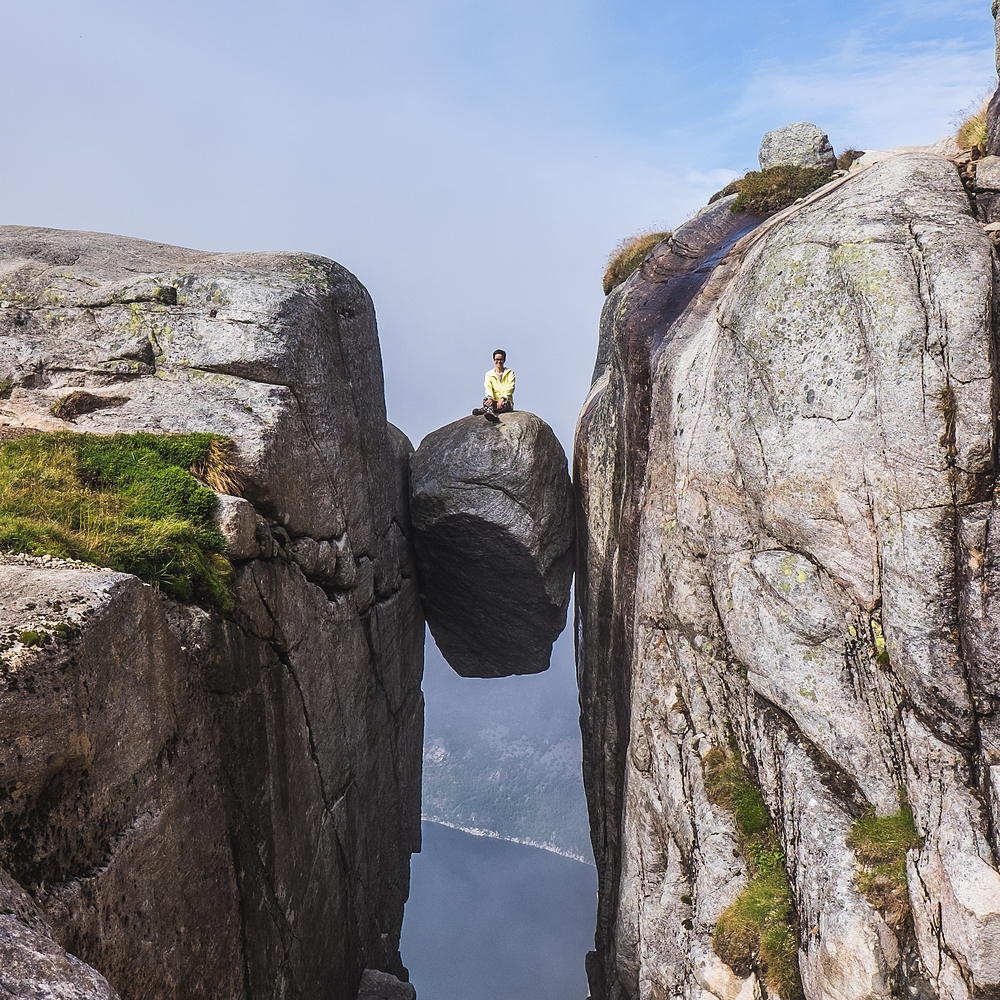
484, 410, 500, 423
472, 407, 486, 415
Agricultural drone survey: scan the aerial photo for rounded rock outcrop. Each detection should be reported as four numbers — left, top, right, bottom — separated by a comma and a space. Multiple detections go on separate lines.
758, 121, 836, 170
410, 411, 574, 678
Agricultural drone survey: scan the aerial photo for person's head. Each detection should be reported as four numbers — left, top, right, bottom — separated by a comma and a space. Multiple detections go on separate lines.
493, 349, 506, 368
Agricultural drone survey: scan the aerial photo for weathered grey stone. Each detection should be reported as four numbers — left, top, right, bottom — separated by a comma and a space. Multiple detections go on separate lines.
975, 155, 1000, 222
0, 567, 247, 998
758, 121, 836, 170
852, 136, 961, 170
356, 969, 417, 1000
986, 4, 1000, 156
994, 0, 1000, 76
974, 155, 1000, 190
576, 152, 1000, 1000
0, 867, 120, 999
0, 531, 422, 1000
0, 225, 395, 548
0, 229, 424, 1000
410, 411, 573, 677
289, 534, 338, 577
213, 492, 260, 560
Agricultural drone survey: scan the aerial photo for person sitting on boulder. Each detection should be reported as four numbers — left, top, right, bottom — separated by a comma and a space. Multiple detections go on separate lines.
473, 349, 515, 423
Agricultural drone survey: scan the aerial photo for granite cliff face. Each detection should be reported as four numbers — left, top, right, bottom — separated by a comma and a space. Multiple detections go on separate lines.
576, 151, 1000, 1000
0, 228, 423, 1000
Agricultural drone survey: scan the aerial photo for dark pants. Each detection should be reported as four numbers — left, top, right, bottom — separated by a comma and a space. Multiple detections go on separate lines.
483, 397, 514, 415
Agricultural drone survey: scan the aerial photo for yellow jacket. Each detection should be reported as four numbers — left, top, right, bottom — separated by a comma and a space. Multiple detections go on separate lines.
485, 367, 515, 402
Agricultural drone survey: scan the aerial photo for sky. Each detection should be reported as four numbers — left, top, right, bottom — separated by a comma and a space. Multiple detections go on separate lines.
1, 0, 995, 455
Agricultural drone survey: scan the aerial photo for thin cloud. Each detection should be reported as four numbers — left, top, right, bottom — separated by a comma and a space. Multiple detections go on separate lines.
873, 0, 987, 22
732, 37, 994, 152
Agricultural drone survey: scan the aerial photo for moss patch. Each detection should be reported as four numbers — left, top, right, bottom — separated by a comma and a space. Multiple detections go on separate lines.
17, 629, 49, 648
0, 431, 239, 609
847, 802, 922, 929
731, 165, 834, 215
704, 747, 770, 836
704, 747, 804, 1000
50, 391, 130, 422
603, 230, 673, 295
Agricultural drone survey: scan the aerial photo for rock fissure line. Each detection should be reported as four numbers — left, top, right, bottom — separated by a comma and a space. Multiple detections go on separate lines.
190, 363, 291, 387
449, 478, 536, 517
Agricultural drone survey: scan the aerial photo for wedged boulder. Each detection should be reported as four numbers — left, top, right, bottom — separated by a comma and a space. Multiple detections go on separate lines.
758, 121, 835, 170
577, 151, 1000, 1000
0, 228, 424, 1000
410, 411, 573, 677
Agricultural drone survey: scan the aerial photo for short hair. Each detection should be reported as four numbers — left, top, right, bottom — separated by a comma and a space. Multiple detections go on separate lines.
493, 349, 506, 361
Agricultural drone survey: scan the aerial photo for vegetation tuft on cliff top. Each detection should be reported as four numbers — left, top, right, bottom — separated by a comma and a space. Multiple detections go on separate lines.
704, 746, 805, 1000
837, 149, 864, 171
955, 92, 991, 153
603, 230, 673, 295
731, 165, 834, 214
0, 431, 239, 609
709, 164, 834, 215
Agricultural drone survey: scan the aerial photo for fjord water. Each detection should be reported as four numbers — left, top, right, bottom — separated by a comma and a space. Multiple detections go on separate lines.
402, 821, 596, 999
403, 628, 595, 996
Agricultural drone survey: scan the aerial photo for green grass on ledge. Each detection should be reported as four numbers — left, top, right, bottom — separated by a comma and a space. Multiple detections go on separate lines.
847, 800, 923, 929
0, 431, 239, 610
704, 746, 805, 1000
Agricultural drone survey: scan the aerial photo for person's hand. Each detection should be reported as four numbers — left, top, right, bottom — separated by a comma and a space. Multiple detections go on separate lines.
500, 397, 507, 407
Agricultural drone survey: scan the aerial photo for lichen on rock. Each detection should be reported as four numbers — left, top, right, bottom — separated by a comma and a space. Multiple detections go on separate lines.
576, 150, 1000, 1000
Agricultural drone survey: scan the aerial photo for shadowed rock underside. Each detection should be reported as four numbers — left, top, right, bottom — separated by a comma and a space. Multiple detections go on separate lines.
410, 411, 574, 677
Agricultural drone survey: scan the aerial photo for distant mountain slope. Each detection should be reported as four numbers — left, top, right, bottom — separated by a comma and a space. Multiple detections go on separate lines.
420, 631, 592, 862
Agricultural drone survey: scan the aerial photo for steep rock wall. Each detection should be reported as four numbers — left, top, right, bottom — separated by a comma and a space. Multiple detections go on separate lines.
0, 228, 423, 1000
576, 196, 764, 1000
576, 155, 1000, 1000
